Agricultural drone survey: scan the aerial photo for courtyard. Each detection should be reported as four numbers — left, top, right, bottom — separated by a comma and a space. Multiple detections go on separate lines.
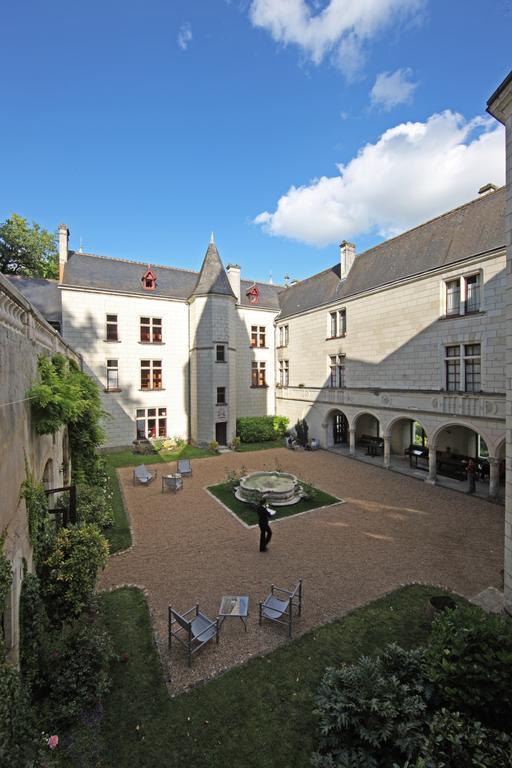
99, 447, 504, 694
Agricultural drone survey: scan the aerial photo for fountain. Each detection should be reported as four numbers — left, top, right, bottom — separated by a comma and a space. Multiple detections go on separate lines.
235, 471, 303, 506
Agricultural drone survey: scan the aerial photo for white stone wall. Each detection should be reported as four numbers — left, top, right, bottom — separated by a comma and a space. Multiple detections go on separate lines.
506, 107, 512, 613
189, 294, 238, 445
61, 288, 190, 447
0, 275, 79, 663
235, 306, 278, 418
277, 251, 507, 394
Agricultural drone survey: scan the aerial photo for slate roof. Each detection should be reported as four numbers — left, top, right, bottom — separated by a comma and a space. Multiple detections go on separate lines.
189, 242, 236, 298
5, 276, 62, 323
61, 246, 283, 309
277, 188, 506, 320
63, 252, 198, 300
240, 279, 283, 310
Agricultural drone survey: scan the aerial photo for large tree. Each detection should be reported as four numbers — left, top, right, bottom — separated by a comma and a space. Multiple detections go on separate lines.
0, 213, 58, 278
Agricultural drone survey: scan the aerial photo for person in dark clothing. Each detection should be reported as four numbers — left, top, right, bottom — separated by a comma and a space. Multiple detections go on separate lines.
256, 497, 274, 551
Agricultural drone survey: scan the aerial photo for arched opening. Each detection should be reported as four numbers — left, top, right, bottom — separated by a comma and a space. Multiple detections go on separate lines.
42, 459, 54, 490
433, 424, 485, 484
61, 433, 70, 485
327, 409, 349, 448
389, 418, 428, 472
354, 413, 382, 456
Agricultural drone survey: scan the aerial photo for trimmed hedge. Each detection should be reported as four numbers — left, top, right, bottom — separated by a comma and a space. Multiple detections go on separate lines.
236, 416, 289, 443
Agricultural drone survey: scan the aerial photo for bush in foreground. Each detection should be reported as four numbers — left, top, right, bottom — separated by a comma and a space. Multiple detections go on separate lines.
426, 604, 512, 731
312, 645, 429, 767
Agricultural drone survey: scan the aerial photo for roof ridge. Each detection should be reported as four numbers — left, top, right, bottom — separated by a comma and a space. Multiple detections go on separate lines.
241, 278, 285, 288
69, 250, 199, 275
356, 186, 506, 261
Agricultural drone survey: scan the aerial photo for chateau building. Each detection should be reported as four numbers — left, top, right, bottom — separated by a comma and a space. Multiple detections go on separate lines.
10, 186, 508, 501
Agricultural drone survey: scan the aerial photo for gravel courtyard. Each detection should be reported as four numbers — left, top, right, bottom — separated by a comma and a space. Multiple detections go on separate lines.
98, 448, 504, 694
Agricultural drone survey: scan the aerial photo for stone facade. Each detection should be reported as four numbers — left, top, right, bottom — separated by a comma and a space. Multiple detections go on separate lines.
58, 240, 281, 448
487, 72, 512, 612
0, 274, 79, 663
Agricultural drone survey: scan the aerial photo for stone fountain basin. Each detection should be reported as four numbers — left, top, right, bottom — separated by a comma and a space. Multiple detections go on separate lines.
235, 471, 303, 506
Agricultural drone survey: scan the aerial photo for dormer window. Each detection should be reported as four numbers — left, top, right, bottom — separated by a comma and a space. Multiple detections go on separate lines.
247, 284, 259, 305
142, 268, 156, 291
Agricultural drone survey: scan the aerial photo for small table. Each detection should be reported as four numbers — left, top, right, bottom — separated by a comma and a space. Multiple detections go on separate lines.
218, 595, 249, 632
161, 473, 182, 494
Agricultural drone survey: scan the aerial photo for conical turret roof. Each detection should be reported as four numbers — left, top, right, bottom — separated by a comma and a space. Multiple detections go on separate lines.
189, 238, 236, 299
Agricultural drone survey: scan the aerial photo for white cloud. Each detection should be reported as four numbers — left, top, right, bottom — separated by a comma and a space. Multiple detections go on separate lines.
249, 0, 425, 78
177, 22, 193, 51
371, 68, 418, 110
254, 111, 505, 247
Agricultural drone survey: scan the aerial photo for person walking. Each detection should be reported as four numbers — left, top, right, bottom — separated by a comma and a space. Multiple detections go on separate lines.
467, 458, 477, 494
256, 496, 275, 552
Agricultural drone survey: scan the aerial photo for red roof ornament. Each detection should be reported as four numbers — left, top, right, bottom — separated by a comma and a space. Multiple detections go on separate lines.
142, 267, 156, 290
247, 284, 259, 304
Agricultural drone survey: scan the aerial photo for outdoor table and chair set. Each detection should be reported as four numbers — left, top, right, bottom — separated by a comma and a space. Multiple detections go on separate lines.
168, 580, 303, 667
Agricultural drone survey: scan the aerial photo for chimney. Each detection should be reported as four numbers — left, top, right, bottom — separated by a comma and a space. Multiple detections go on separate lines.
58, 223, 69, 282
478, 183, 498, 195
226, 263, 241, 302
339, 240, 355, 280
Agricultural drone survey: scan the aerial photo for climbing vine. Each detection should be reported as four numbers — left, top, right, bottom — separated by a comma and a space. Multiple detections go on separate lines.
0, 539, 12, 661
27, 354, 105, 482
21, 475, 54, 571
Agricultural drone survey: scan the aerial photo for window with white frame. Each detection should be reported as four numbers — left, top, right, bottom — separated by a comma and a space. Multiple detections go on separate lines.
464, 343, 481, 392
251, 325, 266, 347
135, 407, 167, 438
106, 314, 119, 341
278, 359, 289, 387
278, 324, 289, 347
444, 273, 481, 316
140, 359, 162, 390
465, 274, 481, 314
216, 344, 226, 362
106, 359, 119, 391
328, 309, 346, 337
140, 317, 162, 343
329, 354, 345, 388
251, 361, 266, 387
444, 343, 481, 392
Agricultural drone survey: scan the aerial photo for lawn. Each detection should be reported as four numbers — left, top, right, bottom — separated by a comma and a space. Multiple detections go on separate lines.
207, 481, 340, 525
103, 457, 132, 554
60, 584, 467, 768
103, 443, 213, 469
237, 439, 285, 452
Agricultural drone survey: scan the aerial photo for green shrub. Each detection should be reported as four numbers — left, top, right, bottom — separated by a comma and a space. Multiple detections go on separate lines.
19, 573, 48, 693
417, 709, 512, 767
236, 416, 289, 443
58, 482, 114, 529
0, 545, 12, 661
312, 645, 429, 767
295, 418, 309, 446
208, 440, 219, 454
426, 605, 512, 730
0, 662, 40, 768
41, 618, 114, 725
224, 466, 247, 491
21, 476, 56, 570
42, 524, 109, 624
231, 436, 241, 451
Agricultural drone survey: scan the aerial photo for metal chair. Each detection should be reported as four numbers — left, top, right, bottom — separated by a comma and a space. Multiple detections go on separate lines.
259, 579, 303, 638
177, 459, 192, 476
133, 464, 157, 485
168, 605, 219, 667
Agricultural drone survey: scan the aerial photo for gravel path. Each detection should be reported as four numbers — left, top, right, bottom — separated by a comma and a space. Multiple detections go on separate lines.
98, 448, 504, 694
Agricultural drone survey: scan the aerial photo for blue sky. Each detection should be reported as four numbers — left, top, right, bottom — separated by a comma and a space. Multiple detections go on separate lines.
1, 0, 509, 284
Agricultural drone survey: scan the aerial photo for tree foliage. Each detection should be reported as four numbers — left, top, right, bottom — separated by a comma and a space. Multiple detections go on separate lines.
42, 524, 109, 624
0, 213, 58, 278
27, 354, 106, 482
